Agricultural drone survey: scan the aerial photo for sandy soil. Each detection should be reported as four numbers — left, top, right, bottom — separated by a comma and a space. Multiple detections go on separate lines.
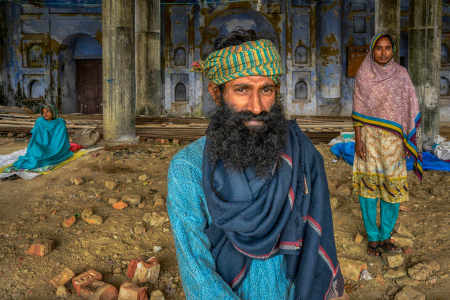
0, 136, 448, 300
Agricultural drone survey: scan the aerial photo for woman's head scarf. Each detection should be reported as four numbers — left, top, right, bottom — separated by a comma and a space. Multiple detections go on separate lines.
41, 103, 59, 120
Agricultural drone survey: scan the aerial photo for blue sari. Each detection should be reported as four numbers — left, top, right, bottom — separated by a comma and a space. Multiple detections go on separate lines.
13, 116, 73, 170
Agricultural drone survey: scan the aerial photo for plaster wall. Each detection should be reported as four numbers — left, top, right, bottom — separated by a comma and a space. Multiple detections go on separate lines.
1, 0, 449, 121
1, 2, 101, 113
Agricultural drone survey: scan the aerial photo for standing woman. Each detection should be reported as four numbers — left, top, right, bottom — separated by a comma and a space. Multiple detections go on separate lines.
12, 104, 73, 171
352, 33, 422, 256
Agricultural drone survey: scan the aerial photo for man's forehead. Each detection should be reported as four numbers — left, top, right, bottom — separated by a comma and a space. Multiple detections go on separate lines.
226, 76, 275, 87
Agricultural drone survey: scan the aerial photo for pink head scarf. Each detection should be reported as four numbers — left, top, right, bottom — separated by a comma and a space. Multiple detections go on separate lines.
352, 33, 423, 178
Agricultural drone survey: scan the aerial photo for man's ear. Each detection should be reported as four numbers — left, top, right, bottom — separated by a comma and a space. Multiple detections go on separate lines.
208, 82, 221, 105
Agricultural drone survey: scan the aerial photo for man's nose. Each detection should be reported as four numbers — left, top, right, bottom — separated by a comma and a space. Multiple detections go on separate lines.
247, 91, 263, 115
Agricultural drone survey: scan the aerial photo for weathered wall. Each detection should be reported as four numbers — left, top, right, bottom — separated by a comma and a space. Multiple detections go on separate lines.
0, 3, 7, 105
1, 1, 101, 113
1, 0, 449, 121
441, 3, 450, 122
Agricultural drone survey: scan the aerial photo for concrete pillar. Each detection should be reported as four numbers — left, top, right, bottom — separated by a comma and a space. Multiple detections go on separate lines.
375, 0, 401, 61
408, 0, 442, 144
318, 0, 342, 99
102, 0, 137, 143
135, 0, 161, 115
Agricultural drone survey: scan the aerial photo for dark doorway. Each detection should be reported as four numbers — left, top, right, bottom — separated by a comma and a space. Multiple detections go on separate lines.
76, 59, 102, 114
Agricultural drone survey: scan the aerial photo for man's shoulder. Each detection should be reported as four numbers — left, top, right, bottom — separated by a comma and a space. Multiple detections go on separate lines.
170, 136, 206, 169
289, 120, 324, 164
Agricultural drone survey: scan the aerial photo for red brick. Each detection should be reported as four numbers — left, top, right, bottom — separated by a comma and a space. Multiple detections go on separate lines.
25, 239, 54, 256
118, 282, 148, 300
79, 280, 118, 300
126, 257, 160, 284
49, 267, 75, 288
62, 216, 76, 228
72, 269, 103, 295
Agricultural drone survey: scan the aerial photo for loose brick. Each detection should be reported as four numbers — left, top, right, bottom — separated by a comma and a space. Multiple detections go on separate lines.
79, 280, 118, 300
84, 215, 103, 225
49, 267, 75, 288
118, 282, 148, 300
25, 239, 54, 257
113, 201, 128, 210
72, 269, 103, 295
62, 216, 76, 228
127, 257, 160, 284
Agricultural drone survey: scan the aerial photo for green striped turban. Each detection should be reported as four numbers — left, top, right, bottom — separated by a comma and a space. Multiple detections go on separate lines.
197, 39, 284, 85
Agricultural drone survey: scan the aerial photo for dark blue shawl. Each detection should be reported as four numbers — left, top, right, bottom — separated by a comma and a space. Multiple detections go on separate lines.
202, 121, 344, 299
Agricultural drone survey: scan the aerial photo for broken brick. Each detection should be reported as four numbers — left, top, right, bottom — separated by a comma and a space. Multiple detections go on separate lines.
79, 280, 118, 300
127, 257, 160, 284
113, 201, 128, 210
25, 239, 54, 257
72, 269, 103, 296
62, 216, 76, 228
118, 282, 148, 300
49, 267, 75, 288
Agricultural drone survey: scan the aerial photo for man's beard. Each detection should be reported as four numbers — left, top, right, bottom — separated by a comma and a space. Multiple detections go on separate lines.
205, 98, 288, 177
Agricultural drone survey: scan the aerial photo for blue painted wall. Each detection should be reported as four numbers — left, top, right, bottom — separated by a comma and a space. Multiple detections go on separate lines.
1, 0, 449, 120
0, 1, 101, 113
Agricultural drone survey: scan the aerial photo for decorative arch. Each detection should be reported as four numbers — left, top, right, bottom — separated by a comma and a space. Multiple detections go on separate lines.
442, 44, 449, 65
58, 33, 102, 114
174, 47, 186, 67
440, 76, 449, 96
200, 9, 279, 60
175, 82, 187, 102
294, 46, 308, 65
29, 80, 45, 99
295, 80, 308, 100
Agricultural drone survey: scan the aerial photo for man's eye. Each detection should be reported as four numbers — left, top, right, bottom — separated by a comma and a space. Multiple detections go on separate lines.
262, 87, 274, 94
235, 87, 246, 93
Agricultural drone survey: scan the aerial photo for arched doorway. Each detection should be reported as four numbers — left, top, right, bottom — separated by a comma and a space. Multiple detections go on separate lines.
200, 9, 279, 115
59, 34, 102, 114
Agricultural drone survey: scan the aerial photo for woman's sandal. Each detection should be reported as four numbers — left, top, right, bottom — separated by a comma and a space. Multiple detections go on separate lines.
380, 239, 401, 253
367, 242, 382, 256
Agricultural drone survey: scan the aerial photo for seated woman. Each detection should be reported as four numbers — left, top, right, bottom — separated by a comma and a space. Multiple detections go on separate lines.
12, 104, 73, 171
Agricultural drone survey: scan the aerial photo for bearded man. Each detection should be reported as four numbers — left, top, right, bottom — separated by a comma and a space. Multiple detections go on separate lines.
167, 30, 345, 300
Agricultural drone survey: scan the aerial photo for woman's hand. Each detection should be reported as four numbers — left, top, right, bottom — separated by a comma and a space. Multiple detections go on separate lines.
355, 126, 367, 161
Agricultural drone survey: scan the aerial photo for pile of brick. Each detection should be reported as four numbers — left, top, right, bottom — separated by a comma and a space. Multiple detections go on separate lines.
46, 256, 163, 300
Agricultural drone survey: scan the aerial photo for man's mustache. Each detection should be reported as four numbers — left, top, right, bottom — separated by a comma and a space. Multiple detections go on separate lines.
225, 110, 271, 125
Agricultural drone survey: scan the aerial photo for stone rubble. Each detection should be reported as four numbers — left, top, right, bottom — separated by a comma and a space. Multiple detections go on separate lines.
394, 286, 425, 300
25, 239, 54, 256
150, 290, 165, 300
50, 267, 75, 288
386, 254, 405, 268
122, 194, 142, 206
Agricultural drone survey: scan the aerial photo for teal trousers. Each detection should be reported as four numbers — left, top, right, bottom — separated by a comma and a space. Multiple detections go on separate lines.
359, 196, 400, 242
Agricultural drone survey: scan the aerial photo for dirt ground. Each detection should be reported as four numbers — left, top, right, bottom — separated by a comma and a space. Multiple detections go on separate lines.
0, 136, 448, 300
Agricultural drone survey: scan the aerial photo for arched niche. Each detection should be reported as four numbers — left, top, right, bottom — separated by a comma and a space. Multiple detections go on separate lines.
59, 33, 102, 114
353, 16, 366, 33
73, 35, 102, 59
294, 46, 308, 65
29, 80, 44, 99
200, 9, 279, 60
295, 80, 308, 100
440, 77, 449, 96
175, 82, 187, 102
174, 47, 186, 67
442, 44, 448, 65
